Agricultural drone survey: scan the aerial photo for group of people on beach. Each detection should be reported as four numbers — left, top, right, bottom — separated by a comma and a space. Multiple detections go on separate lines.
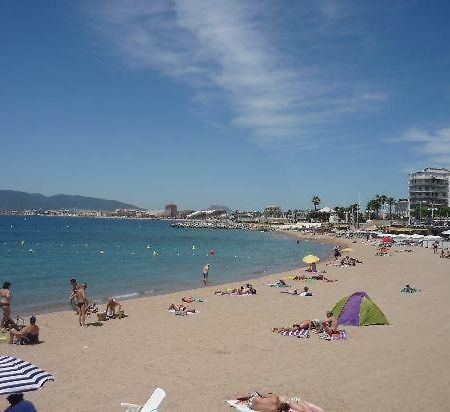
69, 278, 123, 326
1, 281, 41, 345
214, 283, 257, 295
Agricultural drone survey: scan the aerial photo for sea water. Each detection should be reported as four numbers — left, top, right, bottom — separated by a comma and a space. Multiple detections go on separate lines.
0, 216, 332, 314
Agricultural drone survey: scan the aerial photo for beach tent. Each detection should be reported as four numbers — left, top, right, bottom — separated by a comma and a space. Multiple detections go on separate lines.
331, 291, 389, 326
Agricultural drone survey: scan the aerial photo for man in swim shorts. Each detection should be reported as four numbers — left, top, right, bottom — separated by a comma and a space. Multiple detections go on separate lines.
74, 283, 87, 327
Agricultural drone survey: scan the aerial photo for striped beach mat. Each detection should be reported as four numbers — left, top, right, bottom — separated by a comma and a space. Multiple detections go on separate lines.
0, 355, 54, 395
318, 330, 347, 341
281, 329, 310, 338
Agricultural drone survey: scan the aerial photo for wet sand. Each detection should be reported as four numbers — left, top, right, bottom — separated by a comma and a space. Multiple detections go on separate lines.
1, 233, 449, 411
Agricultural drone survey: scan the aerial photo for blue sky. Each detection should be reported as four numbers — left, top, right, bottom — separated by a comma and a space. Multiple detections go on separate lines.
1, 0, 449, 210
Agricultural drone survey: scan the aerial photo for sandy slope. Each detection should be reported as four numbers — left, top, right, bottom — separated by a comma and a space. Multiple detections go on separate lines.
1, 234, 449, 411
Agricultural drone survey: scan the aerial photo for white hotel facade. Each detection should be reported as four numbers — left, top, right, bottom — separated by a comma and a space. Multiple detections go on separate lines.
408, 167, 450, 208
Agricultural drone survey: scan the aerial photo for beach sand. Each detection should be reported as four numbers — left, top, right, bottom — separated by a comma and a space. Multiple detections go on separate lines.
1, 233, 450, 411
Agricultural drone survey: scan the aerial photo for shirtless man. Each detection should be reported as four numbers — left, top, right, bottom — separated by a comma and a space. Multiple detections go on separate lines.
69, 278, 82, 313
1, 282, 12, 328
167, 303, 196, 313
105, 297, 122, 318
74, 283, 87, 327
321, 310, 338, 335
10, 315, 39, 344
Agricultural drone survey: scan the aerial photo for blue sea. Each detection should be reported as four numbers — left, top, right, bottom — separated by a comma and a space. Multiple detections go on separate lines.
0, 216, 332, 314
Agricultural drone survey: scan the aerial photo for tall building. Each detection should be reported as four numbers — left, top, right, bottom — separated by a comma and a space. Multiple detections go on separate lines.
164, 204, 178, 218
409, 168, 450, 208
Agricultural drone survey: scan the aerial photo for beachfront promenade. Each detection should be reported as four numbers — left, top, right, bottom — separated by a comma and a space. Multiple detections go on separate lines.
2, 233, 450, 411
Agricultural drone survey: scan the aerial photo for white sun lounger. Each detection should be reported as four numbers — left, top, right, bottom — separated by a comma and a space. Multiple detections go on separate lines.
121, 387, 166, 412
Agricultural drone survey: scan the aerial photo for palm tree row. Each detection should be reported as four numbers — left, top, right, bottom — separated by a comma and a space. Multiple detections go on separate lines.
366, 194, 396, 220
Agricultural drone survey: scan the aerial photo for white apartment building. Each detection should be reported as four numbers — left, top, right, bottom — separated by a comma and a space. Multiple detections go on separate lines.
409, 167, 450, 208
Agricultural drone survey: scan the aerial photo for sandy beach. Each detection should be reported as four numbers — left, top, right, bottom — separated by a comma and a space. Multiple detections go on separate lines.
1, 233, 450, 411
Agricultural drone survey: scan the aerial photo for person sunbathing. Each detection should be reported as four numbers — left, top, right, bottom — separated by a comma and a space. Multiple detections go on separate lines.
167, 303, 197, 313
10, 315, 39, 345
235, 392, 323, 412
281, 286, 312, 296
182, 296, 195, 303
214, 287, 239, 295
273, 319, 311, 333
321, 311, 338, 335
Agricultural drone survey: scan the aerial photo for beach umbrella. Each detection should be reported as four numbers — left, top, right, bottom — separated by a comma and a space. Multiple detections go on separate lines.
0, 355, 54, 395
303, 254, 320, 264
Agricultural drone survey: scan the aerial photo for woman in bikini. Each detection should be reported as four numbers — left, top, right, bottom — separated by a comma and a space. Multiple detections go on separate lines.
1, 282, 12, 329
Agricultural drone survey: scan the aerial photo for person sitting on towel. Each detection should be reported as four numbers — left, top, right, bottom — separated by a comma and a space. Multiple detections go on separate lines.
321, 311, 338, 335
9, 316, 39, 345
105, 297, 122, 318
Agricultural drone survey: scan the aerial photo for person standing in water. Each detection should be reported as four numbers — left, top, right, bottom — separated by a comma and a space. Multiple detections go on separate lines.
202, 264, 210, 285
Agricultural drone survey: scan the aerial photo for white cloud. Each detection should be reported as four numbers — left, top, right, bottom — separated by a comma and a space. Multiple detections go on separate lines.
86, 0, 386, 144
399, 127, 450, 165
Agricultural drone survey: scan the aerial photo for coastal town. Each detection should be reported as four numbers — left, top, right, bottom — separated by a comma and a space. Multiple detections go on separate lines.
1, 167, 449, 236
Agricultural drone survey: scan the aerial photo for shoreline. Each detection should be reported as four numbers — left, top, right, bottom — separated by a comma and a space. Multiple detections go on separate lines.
15, 231, 335, 317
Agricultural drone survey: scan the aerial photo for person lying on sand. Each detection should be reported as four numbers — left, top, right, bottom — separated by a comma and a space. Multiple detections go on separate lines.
273, 319, 312, 333
401, 284, 421, 293
10, 315, 39, 345
320, 311, 338, 335
167, 303, 197, 313
234, 391, 323, 412
281, 286, 313, 296
215, 284, 256, 295
293, 274, 336, 282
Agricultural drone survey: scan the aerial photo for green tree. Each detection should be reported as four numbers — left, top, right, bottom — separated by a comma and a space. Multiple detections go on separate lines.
312, 196, 321, 211
387, 197, 395, 220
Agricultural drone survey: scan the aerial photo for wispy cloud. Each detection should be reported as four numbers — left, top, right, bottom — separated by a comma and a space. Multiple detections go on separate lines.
397, 127, 450, 165
86, 0, 386, 145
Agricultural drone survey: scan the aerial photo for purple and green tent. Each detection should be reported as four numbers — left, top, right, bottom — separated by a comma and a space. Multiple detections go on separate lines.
331, 291, 389, 326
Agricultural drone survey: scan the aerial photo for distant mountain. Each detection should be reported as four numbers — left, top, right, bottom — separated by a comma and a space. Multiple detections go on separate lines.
0, 190, 140, 211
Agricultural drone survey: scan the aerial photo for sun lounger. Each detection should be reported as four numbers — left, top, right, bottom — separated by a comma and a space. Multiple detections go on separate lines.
121, 387, 166, 412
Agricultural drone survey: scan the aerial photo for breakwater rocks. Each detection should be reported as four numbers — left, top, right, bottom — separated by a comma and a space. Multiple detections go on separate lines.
171, 220, 247, 230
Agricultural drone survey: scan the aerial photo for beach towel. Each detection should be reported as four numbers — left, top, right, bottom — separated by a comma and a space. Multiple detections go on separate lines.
226, 399, 252, 411
167, 309, 198, 316
266, 283, 290, 288
318, 330, 347, 341
226, 398, 320, 412
400, 288, 420, 293
281, 329, 310, 338
230, 293, 255, 297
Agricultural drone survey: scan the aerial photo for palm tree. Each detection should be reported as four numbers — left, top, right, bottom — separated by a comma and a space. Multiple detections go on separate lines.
387, 197, 395, 220
312, 196, 321, 211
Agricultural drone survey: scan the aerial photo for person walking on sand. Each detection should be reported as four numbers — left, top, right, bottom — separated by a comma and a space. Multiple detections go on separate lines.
69, 278, 82, 313
74, 283, 87, 327
202, 264, 210, 285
